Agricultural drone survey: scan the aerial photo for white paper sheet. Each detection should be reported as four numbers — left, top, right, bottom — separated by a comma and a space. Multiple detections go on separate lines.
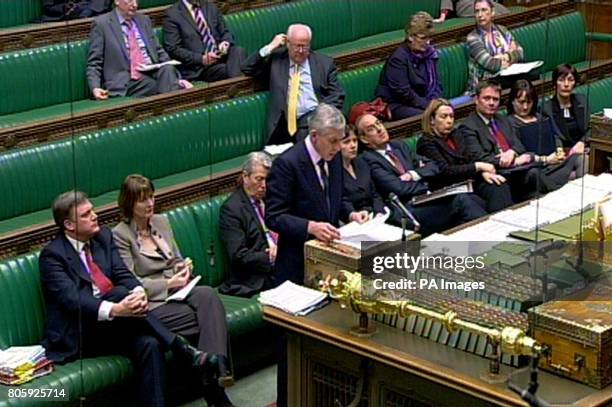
166, 275, 201, 302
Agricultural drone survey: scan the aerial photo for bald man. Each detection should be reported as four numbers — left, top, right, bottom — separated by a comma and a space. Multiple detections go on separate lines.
241, 24, 345, 145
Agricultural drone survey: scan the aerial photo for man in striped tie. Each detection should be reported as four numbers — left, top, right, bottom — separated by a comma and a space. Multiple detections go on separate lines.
163, 0, 246, 82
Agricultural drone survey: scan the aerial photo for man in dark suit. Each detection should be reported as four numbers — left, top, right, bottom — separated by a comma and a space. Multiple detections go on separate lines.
355, 112, 487, 237
459, 80, 552, 201
87, 0, 190, 100
241, 24, 345, 145
42, 0, 112, 21
265, 104, 367, 407
39, 191, 217, 407
219, 152, 276, 297
265, 104, 367, 285
163, 0, 246, 82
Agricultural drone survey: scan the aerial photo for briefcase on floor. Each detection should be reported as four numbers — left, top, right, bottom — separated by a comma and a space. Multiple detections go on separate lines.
529, 286, 612, 389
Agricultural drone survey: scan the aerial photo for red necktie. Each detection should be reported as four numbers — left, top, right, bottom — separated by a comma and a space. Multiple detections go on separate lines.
127, 21, 145, 80
489, 120, 511, 153
386, 150, 407, 175
84, 245, 114, 295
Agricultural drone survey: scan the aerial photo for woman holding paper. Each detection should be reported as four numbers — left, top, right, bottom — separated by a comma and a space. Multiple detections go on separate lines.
466, 0, 524, 94
417, 98, 514, 212
112, 174, 234, 406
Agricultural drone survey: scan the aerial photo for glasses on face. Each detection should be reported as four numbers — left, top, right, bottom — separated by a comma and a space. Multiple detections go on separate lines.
288, 42, 310, 52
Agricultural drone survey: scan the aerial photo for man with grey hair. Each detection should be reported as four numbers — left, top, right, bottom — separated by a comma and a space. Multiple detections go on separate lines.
265, 104, 367, 407
266, 104, 368, 285
241, 23, 345, 145
39, 191, 215, 406
219, 152, 276, 296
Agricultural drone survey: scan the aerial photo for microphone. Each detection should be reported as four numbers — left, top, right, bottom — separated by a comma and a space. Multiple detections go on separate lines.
388, 193, 420, 232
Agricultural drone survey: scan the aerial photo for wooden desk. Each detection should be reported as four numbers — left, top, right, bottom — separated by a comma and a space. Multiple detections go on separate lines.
264, 304, 612, 406
590, 115, 612, 174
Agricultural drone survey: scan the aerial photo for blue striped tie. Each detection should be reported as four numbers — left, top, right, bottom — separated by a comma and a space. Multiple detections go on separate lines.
191, 3, 217, 54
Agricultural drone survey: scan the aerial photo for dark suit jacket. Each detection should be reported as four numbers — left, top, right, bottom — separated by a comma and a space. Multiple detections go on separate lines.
42, 0, 111, 21
87, 10, 171, 96
342, 157, 385, 215
39, 227, 140, 363
163, 0, 235, 80
241, 49, 345, 142
542, 93, 590, 148
459, 112, 526, 166
362, 140, 439, 203
265, 141, 348, 284
218, 188, 273, 297
375, 43, 443, 111
416, 130, 479, 189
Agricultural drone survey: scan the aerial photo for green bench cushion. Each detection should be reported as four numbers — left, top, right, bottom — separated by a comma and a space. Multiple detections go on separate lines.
0, 92, 268, 225
0, 1, 174, 30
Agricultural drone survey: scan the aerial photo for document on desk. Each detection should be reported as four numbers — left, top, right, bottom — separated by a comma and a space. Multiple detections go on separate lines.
138, 60, 181, 72
495, 60, 543, 77
166, 275, 201, 302
259, 281, 328, 316
411, 180, 473, 206
339, 209, 408, 249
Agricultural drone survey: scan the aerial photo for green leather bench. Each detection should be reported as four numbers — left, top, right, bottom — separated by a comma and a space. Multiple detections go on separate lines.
0, 11, 605, 238
0, 0, 175, 29
0, 92, 268, 236
0, 194, 267, 406
0, 6, 573, 130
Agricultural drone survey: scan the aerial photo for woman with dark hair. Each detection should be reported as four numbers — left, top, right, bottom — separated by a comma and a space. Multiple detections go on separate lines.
340, 125, 387, 216
507, 79, 581, 188
542, 64, 589, 172
417, 98, 513, 212
375, 12, 443, 120
435, 0, 509, 23
112, 174, 234, 407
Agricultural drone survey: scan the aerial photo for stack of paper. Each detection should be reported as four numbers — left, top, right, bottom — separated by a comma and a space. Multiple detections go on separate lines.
339, 209, 408, 250
259, 281, 328, 316
0, 345, 53, 385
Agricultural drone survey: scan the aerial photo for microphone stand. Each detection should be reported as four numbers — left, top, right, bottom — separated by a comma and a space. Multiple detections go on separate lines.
508, 354, 551, 407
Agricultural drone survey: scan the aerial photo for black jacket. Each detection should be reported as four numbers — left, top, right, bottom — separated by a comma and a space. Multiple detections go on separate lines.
219, 188, 274, 297
542, 93, 590, 148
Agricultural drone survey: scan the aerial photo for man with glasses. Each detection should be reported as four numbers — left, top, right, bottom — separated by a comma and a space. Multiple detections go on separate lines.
375, 12, 445, 120
87, 0, 191, 100
241, 24, 345, 145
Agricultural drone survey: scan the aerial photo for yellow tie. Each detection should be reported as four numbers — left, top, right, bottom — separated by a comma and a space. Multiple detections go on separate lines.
287, 65, 301, 136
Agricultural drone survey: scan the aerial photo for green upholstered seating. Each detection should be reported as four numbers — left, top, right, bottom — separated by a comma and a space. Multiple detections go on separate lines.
0, 10, 606, 238
0, 193, 265, 406
0, 0, 175, 30
0, 93, 268, 235
0, 1, 41, 29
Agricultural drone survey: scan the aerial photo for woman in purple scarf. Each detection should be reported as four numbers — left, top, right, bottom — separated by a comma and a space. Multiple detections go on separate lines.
375, 12, 443, 121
